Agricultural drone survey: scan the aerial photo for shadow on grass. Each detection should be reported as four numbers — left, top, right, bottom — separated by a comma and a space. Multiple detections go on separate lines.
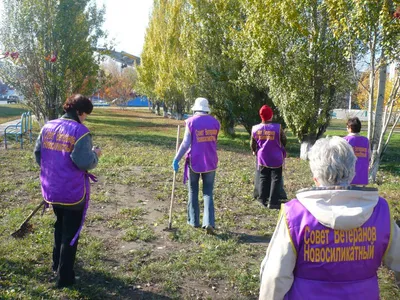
214, 231, 271, 244
1, 258, 172, 300
88, 113, 301, 156
237, 233, 271, 244
95, 131, 257, 155
101, 113, 172, 120
74, 266, 172, 300
88, 118, 177, 129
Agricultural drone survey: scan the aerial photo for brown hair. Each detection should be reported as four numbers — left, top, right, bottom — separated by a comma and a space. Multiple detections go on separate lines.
347, 117, 361, 133
63, 94, 93, 116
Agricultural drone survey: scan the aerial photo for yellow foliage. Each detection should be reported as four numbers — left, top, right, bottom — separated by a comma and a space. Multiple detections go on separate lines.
354, 70, 400, 111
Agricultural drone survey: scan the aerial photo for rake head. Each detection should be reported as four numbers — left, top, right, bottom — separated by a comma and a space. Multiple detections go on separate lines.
11, 222, 34, 238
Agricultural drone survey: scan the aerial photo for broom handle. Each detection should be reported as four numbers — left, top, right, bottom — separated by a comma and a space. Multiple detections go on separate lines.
168, 125, 180, 229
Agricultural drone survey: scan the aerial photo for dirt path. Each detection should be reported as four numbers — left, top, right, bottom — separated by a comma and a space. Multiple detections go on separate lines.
83, 177, 254, 299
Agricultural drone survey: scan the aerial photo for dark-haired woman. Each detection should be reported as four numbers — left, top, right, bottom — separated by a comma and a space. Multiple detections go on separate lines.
34, 94, 101, 288
343, 117, 370, 185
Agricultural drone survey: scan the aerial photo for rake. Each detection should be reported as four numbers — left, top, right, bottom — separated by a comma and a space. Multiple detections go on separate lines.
11, 201, 45, 238
166, 125, 181, 230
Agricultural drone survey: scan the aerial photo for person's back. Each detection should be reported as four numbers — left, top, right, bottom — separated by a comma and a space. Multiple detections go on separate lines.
186, 113, 220, 173
252, 122, 285, 168
283, 187, 390, 300
343, 117, 370, 185
259, 137, 400, 300
40, 118, 90, 204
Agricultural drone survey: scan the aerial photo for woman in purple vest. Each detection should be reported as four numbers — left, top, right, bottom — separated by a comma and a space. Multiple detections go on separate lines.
251, 105, 286, 209
343, 117, 370, 185
34, 94, 101, 288
259, 136, 400, 300
172, 97, 220, 235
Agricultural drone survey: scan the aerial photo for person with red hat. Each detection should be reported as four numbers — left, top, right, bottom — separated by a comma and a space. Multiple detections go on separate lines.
251, 105, 286, 209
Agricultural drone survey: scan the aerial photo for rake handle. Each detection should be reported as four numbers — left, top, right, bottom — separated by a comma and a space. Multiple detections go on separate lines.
18, 201, 45, 228
168, 125, 181, 229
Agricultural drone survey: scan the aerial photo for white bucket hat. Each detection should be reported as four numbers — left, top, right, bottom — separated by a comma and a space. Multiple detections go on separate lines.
191, 97, 210, 112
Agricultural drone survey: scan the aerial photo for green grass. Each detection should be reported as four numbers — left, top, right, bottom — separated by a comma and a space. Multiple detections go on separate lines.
0, 107, 399, 299
0, 104, 27, 123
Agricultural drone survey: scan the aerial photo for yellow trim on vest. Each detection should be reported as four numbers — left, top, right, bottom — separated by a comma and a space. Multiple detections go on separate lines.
189, 165, 217, 174
75, 132, 90, 144
60, 117, 78, 123
283, 205, 298, 257
383, 200, 393, 259
44, 177, 86, 206
258, 162, 284, 169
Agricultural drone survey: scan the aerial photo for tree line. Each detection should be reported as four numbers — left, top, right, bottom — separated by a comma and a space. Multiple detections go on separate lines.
137, 0, 400, 181
1, 0, 400, 182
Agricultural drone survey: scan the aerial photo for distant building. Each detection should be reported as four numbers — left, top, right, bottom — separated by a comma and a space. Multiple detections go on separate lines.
95, 48, 141, 67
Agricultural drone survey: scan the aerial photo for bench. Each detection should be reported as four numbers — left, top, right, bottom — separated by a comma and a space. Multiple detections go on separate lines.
4, 111, 33, 149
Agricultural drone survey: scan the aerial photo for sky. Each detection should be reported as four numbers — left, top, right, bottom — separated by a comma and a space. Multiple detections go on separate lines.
96, 0, 153, 57
0, 1, 153, 57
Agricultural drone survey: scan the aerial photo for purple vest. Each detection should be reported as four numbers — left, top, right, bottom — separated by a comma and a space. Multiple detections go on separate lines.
186, 114, 220, 173
343, 135, 370, 185
252, 123, 285, 168
284, 198, 391, 300
40, 118, 90, 205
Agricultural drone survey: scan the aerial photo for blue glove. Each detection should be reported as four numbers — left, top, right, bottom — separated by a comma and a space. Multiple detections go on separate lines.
172, 159, 179, 172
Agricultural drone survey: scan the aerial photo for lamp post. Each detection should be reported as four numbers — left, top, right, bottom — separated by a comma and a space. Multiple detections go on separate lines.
348, 91, 352, 110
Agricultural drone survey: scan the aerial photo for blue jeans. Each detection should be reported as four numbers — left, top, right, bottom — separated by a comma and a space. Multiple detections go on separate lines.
187, 169, 216, 228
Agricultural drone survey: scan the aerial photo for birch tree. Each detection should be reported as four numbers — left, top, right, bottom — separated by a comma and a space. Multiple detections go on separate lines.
326, 0, 400, 182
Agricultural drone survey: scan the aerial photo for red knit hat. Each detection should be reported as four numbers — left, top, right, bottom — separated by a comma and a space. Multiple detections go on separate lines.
259, 105, 273, 121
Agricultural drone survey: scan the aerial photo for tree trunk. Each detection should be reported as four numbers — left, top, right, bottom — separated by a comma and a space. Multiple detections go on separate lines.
369, 54, 387, 184
163, 103, 168, 117
300, 134, 317, 160
222, 124, 235, 136
367, 36, 376, 142
369, 156, 380, 183
221, 116, 235, 136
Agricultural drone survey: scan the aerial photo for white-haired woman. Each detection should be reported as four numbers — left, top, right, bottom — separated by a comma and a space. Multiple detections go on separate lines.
259, 136, 400, 300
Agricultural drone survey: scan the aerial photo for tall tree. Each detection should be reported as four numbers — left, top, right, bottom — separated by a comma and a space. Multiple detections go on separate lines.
239, 0, 353, 159
137, 0, 187, 119
0, 0, 105, 122
138, 0, 278, 133
326, 0, 400, 181
180, 0, 278, 135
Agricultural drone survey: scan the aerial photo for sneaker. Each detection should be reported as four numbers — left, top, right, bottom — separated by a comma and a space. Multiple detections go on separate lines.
257, 199, 267, 207
205, 225, 215, 235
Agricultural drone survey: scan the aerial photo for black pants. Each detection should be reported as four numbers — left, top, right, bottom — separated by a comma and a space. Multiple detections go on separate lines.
254, 159, 286, 202
52, 206, 83, 286
258, 166, 283, 205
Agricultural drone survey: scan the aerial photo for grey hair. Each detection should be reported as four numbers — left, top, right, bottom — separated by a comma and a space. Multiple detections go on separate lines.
308, 136, 356, 186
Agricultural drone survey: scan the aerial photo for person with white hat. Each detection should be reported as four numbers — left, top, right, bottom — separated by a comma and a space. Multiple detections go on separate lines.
172, 97, 220, 234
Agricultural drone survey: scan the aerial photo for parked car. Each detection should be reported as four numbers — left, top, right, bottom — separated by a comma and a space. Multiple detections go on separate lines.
7, 95, 20, 104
